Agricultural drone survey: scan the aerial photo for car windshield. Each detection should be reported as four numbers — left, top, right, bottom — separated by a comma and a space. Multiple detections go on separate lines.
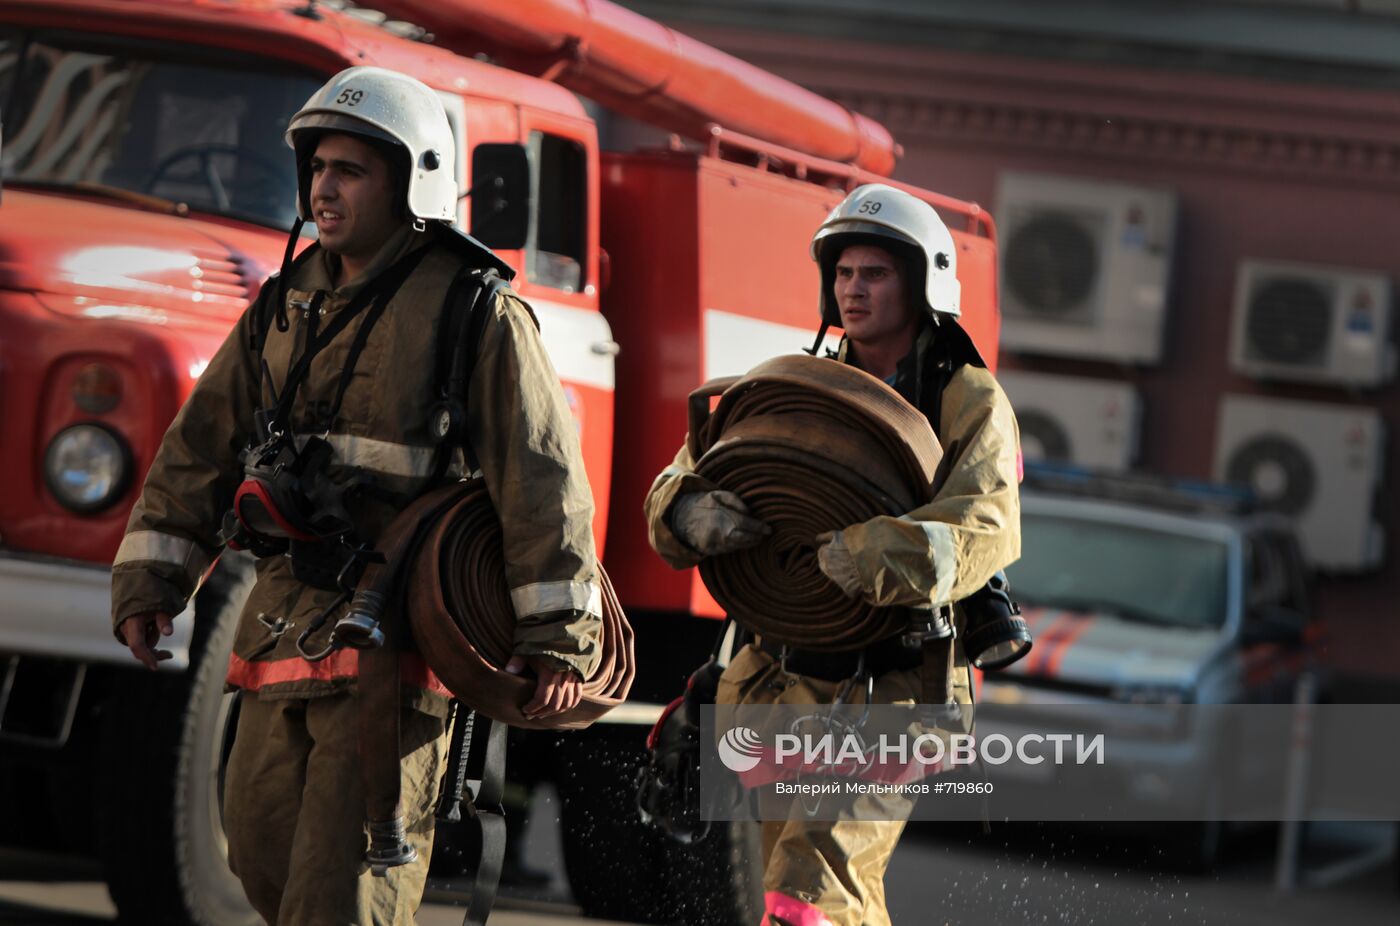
1007, 511, 1231, 630
0, 29, 319, 228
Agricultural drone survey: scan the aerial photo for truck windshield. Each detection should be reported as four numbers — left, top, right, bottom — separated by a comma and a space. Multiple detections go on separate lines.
0, 31, 319, 228
1007, 513, 1230, 630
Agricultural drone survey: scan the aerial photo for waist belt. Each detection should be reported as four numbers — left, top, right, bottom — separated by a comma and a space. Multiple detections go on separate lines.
687, 354, 944, 652
758, 634, 923, 682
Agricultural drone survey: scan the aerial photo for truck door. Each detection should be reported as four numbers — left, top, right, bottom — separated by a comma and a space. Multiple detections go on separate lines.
470, 110, 614, 550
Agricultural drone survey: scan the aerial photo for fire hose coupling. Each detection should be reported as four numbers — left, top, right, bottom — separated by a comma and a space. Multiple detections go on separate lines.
334, 588, 389, 650
366, 816, 417, 876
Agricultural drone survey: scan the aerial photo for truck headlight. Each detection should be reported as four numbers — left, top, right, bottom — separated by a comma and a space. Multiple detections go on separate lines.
44, 424, 131, 513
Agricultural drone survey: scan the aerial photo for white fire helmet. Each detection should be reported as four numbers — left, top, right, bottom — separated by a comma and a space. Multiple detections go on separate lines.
285, 66, 457, 224
810, 183, 961, 324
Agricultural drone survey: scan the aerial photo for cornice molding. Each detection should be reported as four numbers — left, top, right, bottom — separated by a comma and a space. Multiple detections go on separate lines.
675, 24, 1400, 190
820, 87, 1400, 188
823, 88, 1394, 183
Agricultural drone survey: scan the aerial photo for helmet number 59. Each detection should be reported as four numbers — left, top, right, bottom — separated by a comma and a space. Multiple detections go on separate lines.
857, 200, 882, 214
336, 89, 365, 107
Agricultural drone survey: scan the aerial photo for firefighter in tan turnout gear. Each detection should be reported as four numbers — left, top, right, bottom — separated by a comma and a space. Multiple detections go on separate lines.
645, 184, 1023, 926
111, 66, 601, 925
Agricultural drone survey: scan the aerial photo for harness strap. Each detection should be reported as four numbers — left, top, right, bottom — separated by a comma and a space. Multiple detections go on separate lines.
919, 629, 957, 706
265, 247, 430, 435
426, 268, 508, 483
461, 717, 509, 926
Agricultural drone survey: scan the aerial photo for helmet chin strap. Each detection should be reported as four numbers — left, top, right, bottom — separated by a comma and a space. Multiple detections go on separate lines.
803, 319, 832, 357
276, 215, 307, 334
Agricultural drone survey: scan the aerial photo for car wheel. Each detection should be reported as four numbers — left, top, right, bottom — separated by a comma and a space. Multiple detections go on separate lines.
555, 730, 764, 925
98, 554, 258, 926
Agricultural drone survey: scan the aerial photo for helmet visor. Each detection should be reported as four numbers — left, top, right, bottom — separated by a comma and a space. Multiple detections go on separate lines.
287, 110, 401, 150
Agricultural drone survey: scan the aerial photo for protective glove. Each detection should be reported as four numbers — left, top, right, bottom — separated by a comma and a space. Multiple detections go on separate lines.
814, 530, 864, 598
670, 490, 771, 556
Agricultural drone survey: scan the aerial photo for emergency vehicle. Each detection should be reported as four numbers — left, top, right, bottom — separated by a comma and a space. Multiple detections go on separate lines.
0, 1, 1001, 922
987, 464, 1326, 869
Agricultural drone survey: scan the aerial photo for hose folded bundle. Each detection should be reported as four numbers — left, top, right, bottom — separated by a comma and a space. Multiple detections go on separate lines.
687, 354, 944, 651
363, 479, 634, 730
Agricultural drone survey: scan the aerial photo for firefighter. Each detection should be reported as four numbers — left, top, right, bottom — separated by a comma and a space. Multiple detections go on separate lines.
643, 184, 1021, 926
110, 66, 600, 925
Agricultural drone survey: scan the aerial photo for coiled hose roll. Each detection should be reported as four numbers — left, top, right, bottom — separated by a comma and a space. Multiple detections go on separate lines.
687, 354, 944, 652
363, 479, 634, 730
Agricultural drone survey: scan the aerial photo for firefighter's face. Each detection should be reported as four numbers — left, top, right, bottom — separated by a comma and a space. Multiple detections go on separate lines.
308, 133, 401, 267
833, 244, 916, 344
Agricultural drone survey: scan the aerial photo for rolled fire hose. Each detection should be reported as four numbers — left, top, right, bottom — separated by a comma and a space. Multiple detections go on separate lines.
362, 478, 634, 730
354, 479, 633, 921
687, 354, 944, 652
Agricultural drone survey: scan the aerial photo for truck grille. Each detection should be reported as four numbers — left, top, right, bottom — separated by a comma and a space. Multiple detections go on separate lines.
192, 251, 255, 303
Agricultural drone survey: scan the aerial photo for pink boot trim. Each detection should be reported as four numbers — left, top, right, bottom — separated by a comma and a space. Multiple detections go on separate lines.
763, 891, 835, 926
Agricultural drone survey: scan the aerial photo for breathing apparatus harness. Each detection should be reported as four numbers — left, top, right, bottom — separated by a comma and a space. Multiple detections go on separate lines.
219, 218, 509, 661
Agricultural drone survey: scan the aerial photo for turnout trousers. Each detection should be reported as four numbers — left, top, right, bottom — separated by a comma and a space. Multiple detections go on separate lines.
719, 644, 921, 926
223, 692, 449, 925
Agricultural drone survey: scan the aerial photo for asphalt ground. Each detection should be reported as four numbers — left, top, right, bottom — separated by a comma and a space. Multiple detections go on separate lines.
0, 786, 1393, 925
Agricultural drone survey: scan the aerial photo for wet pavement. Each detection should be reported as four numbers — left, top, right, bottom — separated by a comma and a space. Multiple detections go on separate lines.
0, 791, 1394, 925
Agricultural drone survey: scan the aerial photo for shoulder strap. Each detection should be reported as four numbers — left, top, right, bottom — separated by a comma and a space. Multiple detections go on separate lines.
436, 268, 509, 409
252, 241, 323, 355
917, 319, 987, 439
425, 268, 509, 483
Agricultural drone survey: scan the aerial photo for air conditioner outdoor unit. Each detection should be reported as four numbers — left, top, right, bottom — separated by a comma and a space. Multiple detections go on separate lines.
998, 370, 1141, 472
1229, 259, 1395, 387
995, 171, 1177, 364
1214, 394, 1385, 572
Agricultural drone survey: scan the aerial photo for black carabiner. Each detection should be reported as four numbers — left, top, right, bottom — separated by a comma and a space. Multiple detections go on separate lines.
295, 591, 349, 662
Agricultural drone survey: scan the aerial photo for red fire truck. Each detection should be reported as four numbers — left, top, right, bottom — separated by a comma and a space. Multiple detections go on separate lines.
0, 1, 1000, 922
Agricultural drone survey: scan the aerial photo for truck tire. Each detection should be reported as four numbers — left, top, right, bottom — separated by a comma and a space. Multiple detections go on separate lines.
555, 732, 673, 923
662, 816, 765, 926
98, 554, 258, 926
555, 731, 763, 925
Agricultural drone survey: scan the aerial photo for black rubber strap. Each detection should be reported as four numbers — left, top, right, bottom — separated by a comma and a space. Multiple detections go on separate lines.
433, 270, 481, 400
267, 247, 429, 434
918, 325, 955, 440
920, 632, 956, 706
426, 270, 506, 483
462, 716, 509, 926
448, 271, 506, 401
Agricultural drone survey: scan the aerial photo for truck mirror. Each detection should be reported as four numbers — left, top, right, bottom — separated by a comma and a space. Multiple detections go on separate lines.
1242, 605, 1305, 647
469, 144, 530, 250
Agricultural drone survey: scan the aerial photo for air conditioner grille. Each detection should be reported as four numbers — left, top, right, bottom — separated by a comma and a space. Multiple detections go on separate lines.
1223, 434, 1317, 516
1245, 277, 1332, 366
1004, 212, 1100, 317
1016, 411, 1073, 462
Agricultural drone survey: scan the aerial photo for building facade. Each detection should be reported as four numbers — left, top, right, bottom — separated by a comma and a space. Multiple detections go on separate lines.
626, 0, 1400, 680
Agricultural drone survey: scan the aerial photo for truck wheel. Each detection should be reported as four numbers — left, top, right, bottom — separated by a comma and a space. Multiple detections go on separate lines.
555, 732, 674, 923
662, 816, 765, 926
555, 731, 764, 925
98, 554, 258, 926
